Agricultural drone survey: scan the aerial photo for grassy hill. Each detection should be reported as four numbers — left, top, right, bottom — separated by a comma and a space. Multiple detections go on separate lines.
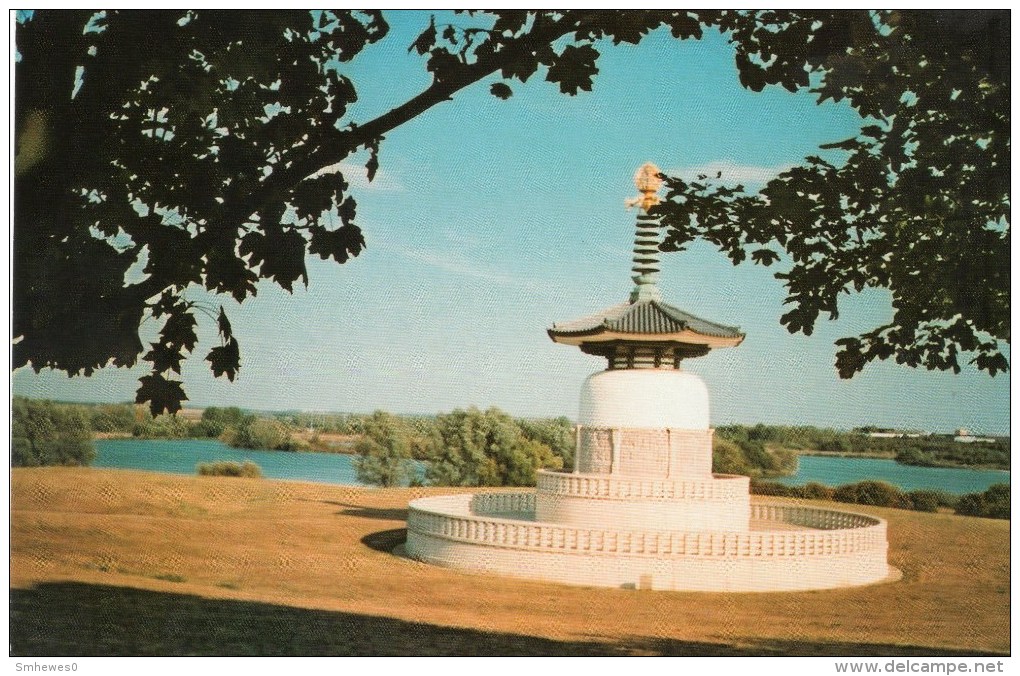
10, 468, 1009, 656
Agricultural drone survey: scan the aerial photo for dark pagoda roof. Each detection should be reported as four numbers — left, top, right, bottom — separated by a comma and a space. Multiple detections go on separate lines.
548, 299, 744, 349
549, 162, 745, 360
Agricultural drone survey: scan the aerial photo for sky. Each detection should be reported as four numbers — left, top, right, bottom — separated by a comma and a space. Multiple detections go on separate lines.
11, 11, 1012, 435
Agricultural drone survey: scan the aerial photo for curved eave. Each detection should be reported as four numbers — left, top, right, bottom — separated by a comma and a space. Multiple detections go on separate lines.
548, 327, 745, 350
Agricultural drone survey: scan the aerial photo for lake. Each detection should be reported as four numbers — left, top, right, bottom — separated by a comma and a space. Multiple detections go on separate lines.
94, 439, 1009, 495
95, 438, 372, 486
775, 454, 1009, 495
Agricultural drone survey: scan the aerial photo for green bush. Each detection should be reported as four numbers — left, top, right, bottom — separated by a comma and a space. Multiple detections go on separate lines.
800, 482, 835, 501
751, 479, 976, 516
133, 413, 194, 439
955, 484, 1010, 519
224, 417, 300, 450
12, 398, 95, 467
199, 407, 246, 437
196, 461, 262, 478
749, 480, 800, 498
88, 403, 136, 433
517, 416, 576, 470
712, 438, 750, 475
832, 480, 908, 508
905, 489, 957, 513
424, 407, 562, 487
353, 411, 415, 487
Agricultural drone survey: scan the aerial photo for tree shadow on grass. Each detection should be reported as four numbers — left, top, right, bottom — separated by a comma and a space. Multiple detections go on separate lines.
317, 500, 409, 522
10, 582, 1006, 657
360, 528, 407, 553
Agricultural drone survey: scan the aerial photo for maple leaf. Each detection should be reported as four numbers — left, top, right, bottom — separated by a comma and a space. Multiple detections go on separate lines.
308, 223, 365, 263
490, 82, 513, 100
206, 336, 240, 382
136, 373, 188, 416
546, 44, 600, 95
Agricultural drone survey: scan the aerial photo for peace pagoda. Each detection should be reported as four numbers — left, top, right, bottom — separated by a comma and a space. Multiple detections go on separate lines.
405, 164, 894, 592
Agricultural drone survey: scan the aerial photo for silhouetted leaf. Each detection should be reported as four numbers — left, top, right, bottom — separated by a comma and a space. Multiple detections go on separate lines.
546, 44, 600, 95
426, 49, 459, 78
206, 336, 240, 381
751, 249, 780, 266
834, 338, 867, 379
217, 306, 232, 341
366, 139, 380, 182
162, 308, 198, 353
490, 82, 513, 99
308, 223, 365, 263
136, 373, 188, 416
240, 227, 308, 292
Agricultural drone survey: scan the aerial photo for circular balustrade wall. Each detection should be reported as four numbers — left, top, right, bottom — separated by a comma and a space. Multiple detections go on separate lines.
406, 492, 894, 592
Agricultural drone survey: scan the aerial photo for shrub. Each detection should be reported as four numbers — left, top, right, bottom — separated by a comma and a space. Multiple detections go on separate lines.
89, 403, 136, 433
955, 484, 1010, 519
832, 480, 908, 508
752, 476, 1005, 519
800, 482, 835, 501
905, 489, 957, 513
517, 416, 576, 470
749, 480, 800, 498
424, 407, 562, 487
133, 413, 194, 439
12, 398, 95, 467
199, 407, 246, 437
353, 411, 414, 487
712, 438, 750, 475
196, 461, 262, 478
224, 417, 294, 450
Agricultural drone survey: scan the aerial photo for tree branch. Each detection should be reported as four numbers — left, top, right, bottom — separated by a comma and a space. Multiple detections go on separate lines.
221, 13, 576, 233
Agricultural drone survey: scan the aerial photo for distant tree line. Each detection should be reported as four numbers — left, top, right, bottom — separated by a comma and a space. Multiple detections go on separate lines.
752, 479, 1009, 520
892, 440, 1009, 471
11, 397, 1009, 491
716, 423, 1008, 470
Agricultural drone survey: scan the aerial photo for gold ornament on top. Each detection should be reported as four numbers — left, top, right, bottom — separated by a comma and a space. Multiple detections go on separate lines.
625, 162, 663, 212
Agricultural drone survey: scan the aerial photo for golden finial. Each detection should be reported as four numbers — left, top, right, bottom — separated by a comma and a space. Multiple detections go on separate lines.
625, 162, 663, 212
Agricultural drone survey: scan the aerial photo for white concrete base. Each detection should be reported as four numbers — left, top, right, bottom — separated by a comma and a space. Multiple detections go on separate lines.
406, 493, 892, 593
407, 533, 893, 592
534, 471, 750, 531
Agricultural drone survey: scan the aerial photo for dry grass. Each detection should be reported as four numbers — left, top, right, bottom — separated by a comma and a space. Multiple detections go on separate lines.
10, 467, 1009, 656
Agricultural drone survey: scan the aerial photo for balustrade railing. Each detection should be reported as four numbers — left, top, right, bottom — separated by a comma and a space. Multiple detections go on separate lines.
408, 493, 887, 558
471, 491, 536, 516
536, 470, 749, 501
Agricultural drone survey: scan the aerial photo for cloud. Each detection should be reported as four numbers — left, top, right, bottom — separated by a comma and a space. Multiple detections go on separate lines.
311, 159, 404, 192
397, 246, 548, 293
666, 160, 793, 190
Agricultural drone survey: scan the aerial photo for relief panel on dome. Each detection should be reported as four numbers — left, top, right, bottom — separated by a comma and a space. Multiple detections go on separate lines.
671, 428, 714, 478
579, 428, 612, 474
618, 429, 671, 477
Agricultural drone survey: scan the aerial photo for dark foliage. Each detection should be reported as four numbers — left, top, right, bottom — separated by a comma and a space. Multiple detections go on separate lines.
12, 397, 96, 467
352, 411, 415, 487
657, 10, 1009, 379
749, 478, 1008, 518
15, 11, 1006, 416
955, 483, 1010, 519
425, 407, 562, 487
